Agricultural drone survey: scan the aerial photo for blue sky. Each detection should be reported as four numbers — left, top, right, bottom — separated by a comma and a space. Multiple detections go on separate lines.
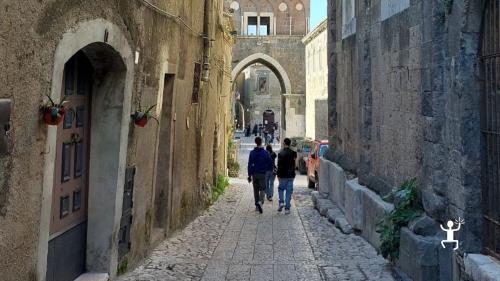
310, 0, 327, 30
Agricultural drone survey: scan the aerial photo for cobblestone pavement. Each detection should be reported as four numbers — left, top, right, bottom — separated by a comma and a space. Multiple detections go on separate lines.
118, 137, 396, 281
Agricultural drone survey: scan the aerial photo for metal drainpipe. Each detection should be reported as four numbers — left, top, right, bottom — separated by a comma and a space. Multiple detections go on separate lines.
202, 0, 212, 81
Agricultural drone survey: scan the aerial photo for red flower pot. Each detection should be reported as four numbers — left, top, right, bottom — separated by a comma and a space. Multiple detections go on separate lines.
43, 107, 65, 126
134, 117, 149, 127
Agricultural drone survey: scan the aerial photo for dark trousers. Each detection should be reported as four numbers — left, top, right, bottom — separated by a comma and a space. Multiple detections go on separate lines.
252, 173, 266, 206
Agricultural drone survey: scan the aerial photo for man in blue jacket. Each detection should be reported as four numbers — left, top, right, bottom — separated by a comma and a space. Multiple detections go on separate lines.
248, 137, 273, 213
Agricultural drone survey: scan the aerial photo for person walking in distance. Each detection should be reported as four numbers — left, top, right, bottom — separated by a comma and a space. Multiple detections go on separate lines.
248, 137, 272, 213
277, 138, 297, 214
265, 144, 277, 201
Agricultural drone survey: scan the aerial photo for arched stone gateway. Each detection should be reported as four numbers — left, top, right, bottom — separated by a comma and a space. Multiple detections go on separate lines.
231, 53, 292, 95
37, 19, 134, 281
231, 52, 305, 137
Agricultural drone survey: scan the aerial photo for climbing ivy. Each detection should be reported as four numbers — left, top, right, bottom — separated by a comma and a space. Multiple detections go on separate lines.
376, 178, 423, 263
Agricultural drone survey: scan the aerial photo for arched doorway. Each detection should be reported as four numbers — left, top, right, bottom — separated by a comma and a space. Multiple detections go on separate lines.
231, 53, 293, 138
480, 0, 500, 260
38, 19, 134, 281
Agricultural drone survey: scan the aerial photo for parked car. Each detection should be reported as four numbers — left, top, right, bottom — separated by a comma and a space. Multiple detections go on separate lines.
288, 137, 314, 174
307, 140, 329, 189
296, 139, 314, 174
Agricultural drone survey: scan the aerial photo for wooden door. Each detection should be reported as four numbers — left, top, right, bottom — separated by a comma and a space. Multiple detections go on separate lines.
47, 51, 92, 281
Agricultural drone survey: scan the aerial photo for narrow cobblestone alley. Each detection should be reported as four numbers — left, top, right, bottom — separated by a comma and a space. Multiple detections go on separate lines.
118, 137, 395, 281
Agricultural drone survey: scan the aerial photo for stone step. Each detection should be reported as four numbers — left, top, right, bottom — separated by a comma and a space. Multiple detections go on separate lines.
74, 273, 109, 281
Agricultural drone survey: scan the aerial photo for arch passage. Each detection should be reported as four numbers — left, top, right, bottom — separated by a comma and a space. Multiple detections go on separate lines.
480, 0, 500, 260
232, 53, 292, 95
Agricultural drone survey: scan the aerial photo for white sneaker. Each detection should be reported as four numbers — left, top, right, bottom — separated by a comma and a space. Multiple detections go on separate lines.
277, 204, 284, 212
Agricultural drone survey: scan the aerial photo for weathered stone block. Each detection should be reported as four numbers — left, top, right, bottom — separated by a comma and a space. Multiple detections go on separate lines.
317, 198, 335, 216
328, 161, 347, 211
422, 189, 446, 219
344, 178, 364, 230
318, 158, 331, 197
398, 228, 440, 281
408, 214, 439, 236
311, 191, 323, 208
464, 254, 500, 281
326, 207, 343, 223
361, 188, 394, 248
334, 217, 353, 234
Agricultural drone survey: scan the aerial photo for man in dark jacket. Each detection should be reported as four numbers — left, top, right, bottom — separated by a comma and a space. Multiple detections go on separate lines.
248, 137, 273, 213
277, 138, 297, 214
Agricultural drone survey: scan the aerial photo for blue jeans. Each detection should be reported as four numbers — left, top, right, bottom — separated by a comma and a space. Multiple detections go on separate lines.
278, 178, 294, 210
265, 171, 275, 198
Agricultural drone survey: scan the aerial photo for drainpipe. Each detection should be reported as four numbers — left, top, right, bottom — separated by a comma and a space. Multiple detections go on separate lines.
202, 0, 212, 81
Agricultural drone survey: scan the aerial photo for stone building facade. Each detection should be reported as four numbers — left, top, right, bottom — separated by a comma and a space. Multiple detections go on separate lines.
234, 64, 282, 130
322, 0, 500, 280
0, 1, 234, 281
303, 19, 328, 140
226, 0, 309, 138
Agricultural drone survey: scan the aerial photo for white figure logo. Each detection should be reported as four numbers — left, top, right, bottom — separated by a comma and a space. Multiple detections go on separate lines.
440, 217, 464, 250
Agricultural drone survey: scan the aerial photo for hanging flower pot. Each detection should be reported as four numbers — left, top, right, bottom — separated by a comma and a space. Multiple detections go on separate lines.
131, 104, 158, 128
43, 107, 66, 125
132, 112, 149, 127
41, 95, 67, 126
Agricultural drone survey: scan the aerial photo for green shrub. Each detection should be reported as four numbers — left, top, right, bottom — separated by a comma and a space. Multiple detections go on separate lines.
228, 160, 240, 171
212, 175, 229, 203
117, 258, 128, 275
228, 139, 236, 149
376, 178, 422, 263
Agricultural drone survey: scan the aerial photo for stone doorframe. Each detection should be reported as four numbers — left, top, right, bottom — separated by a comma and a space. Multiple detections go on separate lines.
150, 60, 178, 239
37, 19, 134, 281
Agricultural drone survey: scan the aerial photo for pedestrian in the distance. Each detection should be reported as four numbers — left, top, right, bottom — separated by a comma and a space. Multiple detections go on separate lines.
245, 124, 251, 137
277, 138, 297, 214
248, 137, 272, 214
265, 144, 277, 201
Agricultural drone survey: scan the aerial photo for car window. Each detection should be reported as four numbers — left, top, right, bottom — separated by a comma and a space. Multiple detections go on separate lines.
319, 145, 329, 157
303, 146, 311, 153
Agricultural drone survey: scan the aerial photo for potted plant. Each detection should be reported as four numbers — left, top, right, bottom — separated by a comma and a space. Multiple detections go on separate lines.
131, 104, 158, 127
41, 95, 67, 126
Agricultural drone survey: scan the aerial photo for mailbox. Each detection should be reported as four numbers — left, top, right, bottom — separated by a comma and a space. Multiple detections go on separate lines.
0, 99, 11, 156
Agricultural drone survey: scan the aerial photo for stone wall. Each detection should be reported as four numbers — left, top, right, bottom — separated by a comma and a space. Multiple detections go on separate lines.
327, 0, 492, 280
0, 0, 234, 280
303, 19, 328, 140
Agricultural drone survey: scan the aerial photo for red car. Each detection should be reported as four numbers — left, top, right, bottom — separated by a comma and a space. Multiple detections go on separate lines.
307, 140, 329, 189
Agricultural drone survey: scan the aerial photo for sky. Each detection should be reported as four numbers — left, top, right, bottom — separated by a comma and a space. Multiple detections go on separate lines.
310, 0, 327, 30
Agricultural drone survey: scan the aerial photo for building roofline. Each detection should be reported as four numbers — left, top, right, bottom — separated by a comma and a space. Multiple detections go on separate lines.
302, 19, 327, 44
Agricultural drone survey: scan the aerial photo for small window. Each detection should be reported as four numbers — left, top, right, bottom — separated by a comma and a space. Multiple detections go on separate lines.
73, 190, 82, 211
247, 16, 258, 35
260, 17, 271, 36
61, 142, 71, 182
60, 195, 70, 218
